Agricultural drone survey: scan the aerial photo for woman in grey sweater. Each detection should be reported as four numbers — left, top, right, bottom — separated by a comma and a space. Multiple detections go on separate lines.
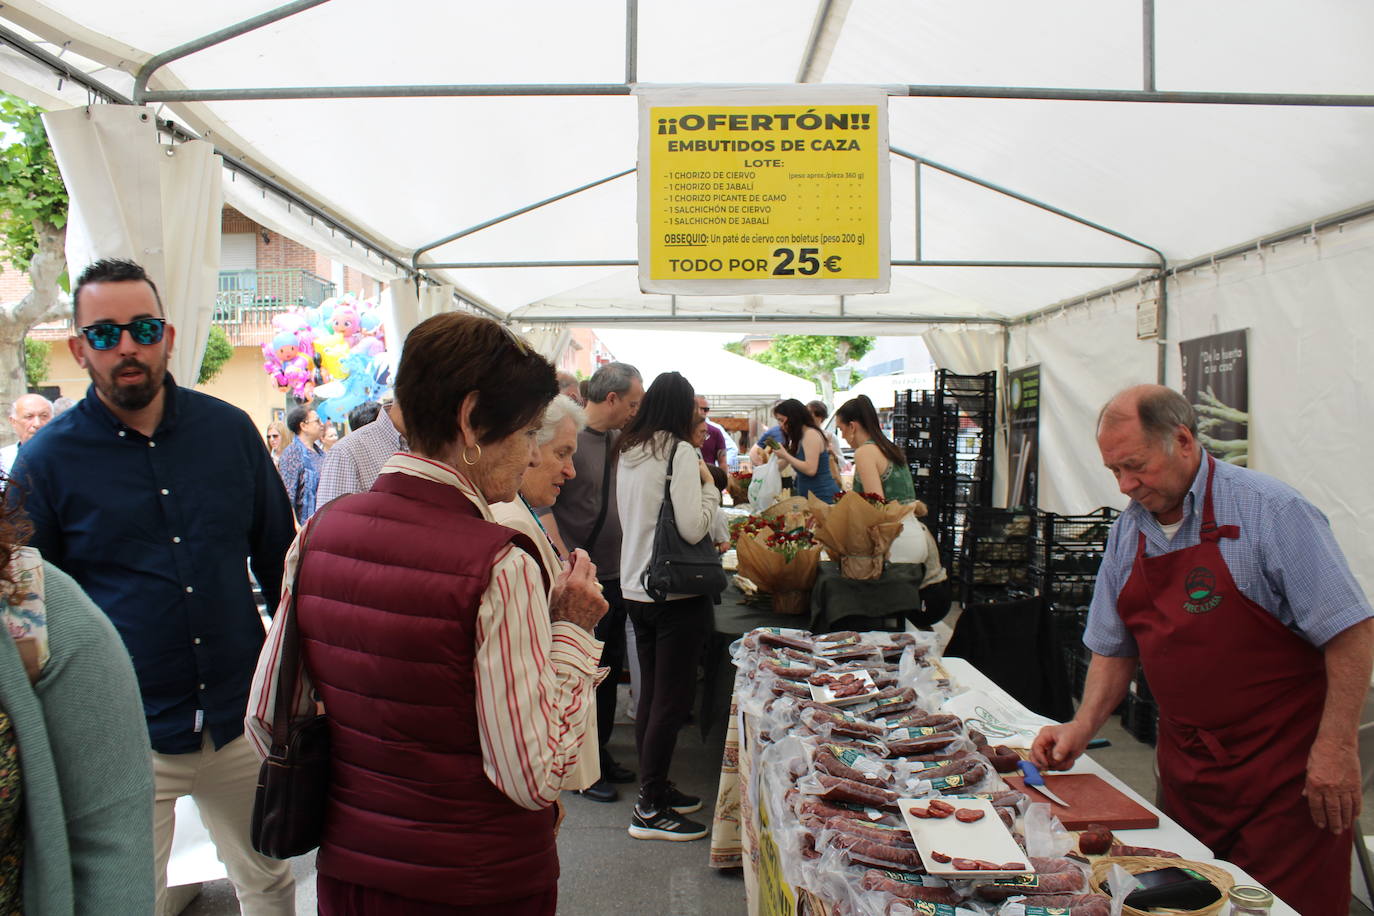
0, 521, 154, 913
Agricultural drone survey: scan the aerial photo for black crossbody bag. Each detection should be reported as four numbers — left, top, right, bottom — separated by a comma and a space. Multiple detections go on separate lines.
250, 507, 332, 859
642, 443, 727, 602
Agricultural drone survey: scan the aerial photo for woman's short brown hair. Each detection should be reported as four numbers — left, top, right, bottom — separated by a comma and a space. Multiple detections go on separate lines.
394, 313, 557, 457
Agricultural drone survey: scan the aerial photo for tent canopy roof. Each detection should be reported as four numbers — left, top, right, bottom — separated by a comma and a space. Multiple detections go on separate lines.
3, 0, 1373, 327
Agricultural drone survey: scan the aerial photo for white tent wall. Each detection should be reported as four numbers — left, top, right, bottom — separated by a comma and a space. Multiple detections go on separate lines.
44, 105, 223, 383
1012, 212, 1374, 594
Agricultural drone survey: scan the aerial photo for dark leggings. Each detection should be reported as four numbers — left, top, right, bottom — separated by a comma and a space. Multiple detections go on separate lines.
625, 594, 712, 809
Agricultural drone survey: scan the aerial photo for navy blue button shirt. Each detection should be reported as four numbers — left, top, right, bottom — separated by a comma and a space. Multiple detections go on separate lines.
8, 376, 295, 753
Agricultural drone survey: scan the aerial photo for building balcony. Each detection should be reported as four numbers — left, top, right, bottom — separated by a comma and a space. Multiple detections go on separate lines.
214, 269, 337, 347
29, 269, 338, 347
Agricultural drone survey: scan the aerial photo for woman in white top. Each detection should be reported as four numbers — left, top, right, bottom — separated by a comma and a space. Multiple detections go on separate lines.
616, 371, 720, 842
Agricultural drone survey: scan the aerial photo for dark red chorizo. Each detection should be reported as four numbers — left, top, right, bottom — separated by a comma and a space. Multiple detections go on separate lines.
859, 871, 961, 904
954, 807, 984, 823
811, 773, 898, 807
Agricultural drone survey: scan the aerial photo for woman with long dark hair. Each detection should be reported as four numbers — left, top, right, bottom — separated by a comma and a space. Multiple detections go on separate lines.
834, 395, 915, 502
835, 394, 951, 625
616, 372, 720, 841
771, 398, 840, 503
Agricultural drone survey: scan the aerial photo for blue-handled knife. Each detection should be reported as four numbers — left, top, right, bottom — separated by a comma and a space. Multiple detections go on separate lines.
1018, 760, 1072, 807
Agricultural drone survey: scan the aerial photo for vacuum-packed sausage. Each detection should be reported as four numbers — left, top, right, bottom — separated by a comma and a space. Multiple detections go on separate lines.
824, 815, 916, 847
796, 796, 900, 827
828, 833, 924, 870
859, 871, 961, 903
974, 870, 1086, 900
811, 773, 898, 807
814, 745, 888, 784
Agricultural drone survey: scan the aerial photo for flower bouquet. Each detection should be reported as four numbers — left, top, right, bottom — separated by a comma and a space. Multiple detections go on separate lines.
735, 523, 822, 616
726, 469, 752, 506
807, 491, 915, 580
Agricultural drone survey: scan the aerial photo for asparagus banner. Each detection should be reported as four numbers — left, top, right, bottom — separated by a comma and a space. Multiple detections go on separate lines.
1179, 329, 1249, 466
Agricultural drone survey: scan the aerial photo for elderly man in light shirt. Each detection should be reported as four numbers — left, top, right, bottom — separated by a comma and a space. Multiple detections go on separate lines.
316, 400, 407, 504
0, 393, 53, 477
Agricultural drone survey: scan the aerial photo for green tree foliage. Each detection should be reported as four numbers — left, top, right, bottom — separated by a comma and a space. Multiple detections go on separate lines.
0, 93, 67, 278
729, 334, 875, 403
22, 337, 48, 388
197, 325, 234, 385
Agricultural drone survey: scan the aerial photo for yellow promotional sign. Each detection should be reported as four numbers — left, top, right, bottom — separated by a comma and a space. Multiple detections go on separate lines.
638, 88, 890, 295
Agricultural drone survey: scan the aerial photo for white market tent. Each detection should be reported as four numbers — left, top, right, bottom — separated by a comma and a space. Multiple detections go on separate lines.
2, 0, 1374, 589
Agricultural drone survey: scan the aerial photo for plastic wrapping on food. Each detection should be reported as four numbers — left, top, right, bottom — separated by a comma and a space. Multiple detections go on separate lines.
1022, 802, 1076, 859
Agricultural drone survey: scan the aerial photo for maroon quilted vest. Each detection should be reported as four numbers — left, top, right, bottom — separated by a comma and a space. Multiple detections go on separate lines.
295, 470, 557, 906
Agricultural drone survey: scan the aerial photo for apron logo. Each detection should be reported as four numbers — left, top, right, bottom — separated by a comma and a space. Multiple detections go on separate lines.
1183, 566, 1222, 614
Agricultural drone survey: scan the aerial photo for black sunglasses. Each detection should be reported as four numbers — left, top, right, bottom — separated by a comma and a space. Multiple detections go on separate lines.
79, 317, 167, 351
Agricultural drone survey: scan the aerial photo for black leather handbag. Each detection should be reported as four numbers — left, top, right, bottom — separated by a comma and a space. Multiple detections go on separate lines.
250, 510, 332, 859
642, 443, 728, 602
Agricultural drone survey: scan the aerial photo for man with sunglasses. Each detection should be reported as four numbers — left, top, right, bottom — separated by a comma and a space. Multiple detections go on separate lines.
7, 258, 297, 915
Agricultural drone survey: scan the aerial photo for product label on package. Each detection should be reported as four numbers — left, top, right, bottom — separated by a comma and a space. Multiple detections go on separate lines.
824, 744, 886, 779
637, 87, 891, 294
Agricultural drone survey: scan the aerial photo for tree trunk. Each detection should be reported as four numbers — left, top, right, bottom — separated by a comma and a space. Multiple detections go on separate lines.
818, 370, 834, 407
0, 221, 68, 445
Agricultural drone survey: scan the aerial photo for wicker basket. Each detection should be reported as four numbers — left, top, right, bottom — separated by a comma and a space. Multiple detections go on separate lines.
1089, 857, 1234, 916
771, 590, 809, 616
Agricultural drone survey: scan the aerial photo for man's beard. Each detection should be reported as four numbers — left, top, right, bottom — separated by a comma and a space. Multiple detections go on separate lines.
94, 357, 164, 411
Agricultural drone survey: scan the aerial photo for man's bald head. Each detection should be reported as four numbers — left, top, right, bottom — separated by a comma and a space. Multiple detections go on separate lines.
1098, 384, 1197, 453
10, 393, 53, 444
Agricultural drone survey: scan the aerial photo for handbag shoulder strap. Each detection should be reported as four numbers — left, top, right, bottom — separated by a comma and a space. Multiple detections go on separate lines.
583, 431, 616, 553
270, 501, 334, 754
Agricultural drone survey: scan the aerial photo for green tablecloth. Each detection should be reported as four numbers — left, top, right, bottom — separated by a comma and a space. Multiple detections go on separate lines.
809, 560, 925, 632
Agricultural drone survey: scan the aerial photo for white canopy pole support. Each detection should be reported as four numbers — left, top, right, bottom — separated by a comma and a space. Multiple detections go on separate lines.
44, 105, 224, 383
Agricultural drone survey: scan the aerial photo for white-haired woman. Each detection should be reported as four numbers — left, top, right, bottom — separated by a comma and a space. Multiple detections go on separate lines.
492, 394, 587, 571
490, 394, 598, 793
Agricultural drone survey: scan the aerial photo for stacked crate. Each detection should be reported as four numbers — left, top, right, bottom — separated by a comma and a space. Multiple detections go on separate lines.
891, 371, 997, 574
958, 508, 1036, 606
1031, 508, 1118, 702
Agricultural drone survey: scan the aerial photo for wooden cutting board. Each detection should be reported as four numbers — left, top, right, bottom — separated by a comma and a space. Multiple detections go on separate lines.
1004, 773, 1159, 830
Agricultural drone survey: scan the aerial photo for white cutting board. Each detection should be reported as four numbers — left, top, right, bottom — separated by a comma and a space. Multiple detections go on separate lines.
898, 796, 1033, 880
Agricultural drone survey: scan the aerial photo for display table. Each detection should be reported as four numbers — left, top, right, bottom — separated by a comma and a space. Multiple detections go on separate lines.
710, 647, 1298, 914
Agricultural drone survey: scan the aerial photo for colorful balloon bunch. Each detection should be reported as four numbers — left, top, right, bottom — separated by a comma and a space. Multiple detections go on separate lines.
260, 292, 389, 422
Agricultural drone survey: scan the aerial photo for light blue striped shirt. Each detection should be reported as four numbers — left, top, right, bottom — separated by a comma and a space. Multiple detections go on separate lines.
1084, 456, 1372, 656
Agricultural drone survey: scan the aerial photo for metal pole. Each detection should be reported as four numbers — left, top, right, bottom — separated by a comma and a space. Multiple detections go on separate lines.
625, 0, 638, 84
1156, 273, 1168, 383
506, 313, 1009, 326
896, 259, 1156, 269
134, 82, 1374, 106
1142, 0, 1157, 92
133, 0, 331, 102
891, 147, 1167, 265
412, 168, 636, 268
140, 83, 636, 103
913, 161, 922, 261
420, 260, 639, 270
797, 0, 837, 83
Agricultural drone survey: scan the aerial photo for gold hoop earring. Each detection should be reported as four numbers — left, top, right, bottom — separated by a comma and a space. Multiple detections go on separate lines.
461, 443, 482, 466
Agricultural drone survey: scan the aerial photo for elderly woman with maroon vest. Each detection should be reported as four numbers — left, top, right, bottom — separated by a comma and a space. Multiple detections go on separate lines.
247, 313, 609, 916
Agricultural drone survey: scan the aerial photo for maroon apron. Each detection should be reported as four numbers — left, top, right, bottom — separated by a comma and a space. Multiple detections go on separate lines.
1116, 454, 1350, 915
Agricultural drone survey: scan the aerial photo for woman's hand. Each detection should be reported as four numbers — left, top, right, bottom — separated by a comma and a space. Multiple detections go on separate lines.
549, 548, 609, 632
698, 458, 712, 484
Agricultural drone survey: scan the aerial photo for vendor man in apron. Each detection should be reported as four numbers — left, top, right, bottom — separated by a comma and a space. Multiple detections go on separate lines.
1032, 384, 1373, 915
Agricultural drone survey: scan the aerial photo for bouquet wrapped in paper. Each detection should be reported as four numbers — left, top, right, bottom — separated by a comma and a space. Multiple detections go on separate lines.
735, 526, 822, 616
726, 469, 752, 506
807, 491, 915, 580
